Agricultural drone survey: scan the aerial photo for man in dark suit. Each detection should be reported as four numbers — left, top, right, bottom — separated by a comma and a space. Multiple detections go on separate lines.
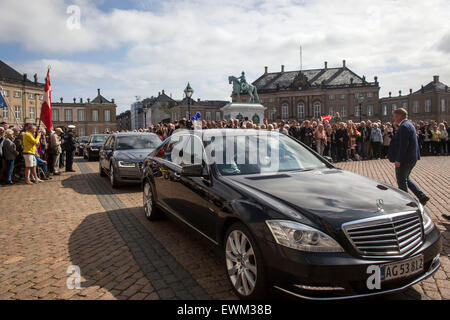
388, 108, 429, 205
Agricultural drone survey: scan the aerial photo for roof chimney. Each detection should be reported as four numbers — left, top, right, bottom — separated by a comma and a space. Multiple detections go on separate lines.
80, 98, 83, 103
281, 65, 285, 73
374, 76, 378, 84
23, 73, 27, 81
324, 61, 328, 70
264, 66, 268, 74
33, 74, 38, 84
112, 99, 115, 104
433, 75, 439, 83
73, 98, 76, 103
162, 89, 165, 95
87, 98, 90, 103
389, 92, 392, 98
399, 90, 402, 96
60, 97, 63, 103
97, 88, 101, 95
410, 88, 413, 94
343, 60, 346, 68
197, 98, 201, 102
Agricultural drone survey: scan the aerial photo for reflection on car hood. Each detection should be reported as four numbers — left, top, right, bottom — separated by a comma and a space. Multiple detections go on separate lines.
225, 168, 419, 229
114, 149, 154, 161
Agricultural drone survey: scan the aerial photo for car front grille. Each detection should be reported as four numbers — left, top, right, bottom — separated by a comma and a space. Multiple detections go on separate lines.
342, 211, 423, 258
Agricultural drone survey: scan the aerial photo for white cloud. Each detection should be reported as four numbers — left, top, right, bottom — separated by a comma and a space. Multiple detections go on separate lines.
2, 0, 450, 113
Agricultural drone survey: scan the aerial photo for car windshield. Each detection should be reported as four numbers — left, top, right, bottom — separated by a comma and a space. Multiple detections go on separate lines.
116, 135, 162, 150
81, 137, 88, 143
205, 131, 327, 176
91, 135, 108, 143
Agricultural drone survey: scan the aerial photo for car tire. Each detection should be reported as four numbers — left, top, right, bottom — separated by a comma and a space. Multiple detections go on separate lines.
99, 162, 106, 177
110, 164, 120, 188
224, 223, 268, 300
143, 180, 163, 221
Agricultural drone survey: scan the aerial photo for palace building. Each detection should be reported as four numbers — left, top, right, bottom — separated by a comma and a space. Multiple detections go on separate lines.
243, 60, 380, 122
379, 76, 449, 124
52, 89, 117, 136
0, 60, 45, 127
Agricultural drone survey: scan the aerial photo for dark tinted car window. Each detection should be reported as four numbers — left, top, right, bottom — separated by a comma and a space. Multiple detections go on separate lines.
116, 135, 162, 150
91, 135, 109, 143
207, 132, 326, 176
155, 135, 189, 164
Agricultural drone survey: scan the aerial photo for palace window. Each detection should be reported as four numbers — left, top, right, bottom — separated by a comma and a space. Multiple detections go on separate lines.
297, 103, 305, 120
441, 99, 446, 112
29, 107, 35, 119
313, 102, 321, 118
52, 109, 59, 122
329, 95, 335, 100
3, 90, 9, 97
28, 93, 35, 99
215, 111, 221, 121
402, 102, 408, 110
282, 103, 289, 120
104, 109, 111, 122
340, 94, 346, 100
367, 105, 373, 116
382, 104, 388, 116
425, 100, 431, 113
392, 104, 397, 114
78, 127, 85, 136
206, 111, 211, 121
14, 106, 21, 119
14, 91, 21, 98
413, 101, 419, 114
2, 107, 8, 119
367, 92, 373, 98
64, 109, 73, 122
78, 109, 86, 122
340, 106, 346, 118
92, 109, 99, 121
329, 107, 334, 117
354, 106, 360, 117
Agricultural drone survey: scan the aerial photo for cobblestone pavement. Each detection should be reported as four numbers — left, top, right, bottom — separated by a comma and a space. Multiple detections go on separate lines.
0, 157, 448, 300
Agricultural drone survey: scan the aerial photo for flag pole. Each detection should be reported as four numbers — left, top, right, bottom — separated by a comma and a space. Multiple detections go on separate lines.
0, 84, 20, 127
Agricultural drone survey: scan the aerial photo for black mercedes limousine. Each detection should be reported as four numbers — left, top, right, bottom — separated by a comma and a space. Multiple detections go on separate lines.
140, 129, 441, 300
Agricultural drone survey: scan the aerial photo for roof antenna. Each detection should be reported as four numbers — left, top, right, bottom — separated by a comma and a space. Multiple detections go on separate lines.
299, 44, 303, 72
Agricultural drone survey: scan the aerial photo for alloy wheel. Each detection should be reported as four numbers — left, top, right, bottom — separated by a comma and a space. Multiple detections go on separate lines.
225, 230, 258, 297
143, 182, 153, 218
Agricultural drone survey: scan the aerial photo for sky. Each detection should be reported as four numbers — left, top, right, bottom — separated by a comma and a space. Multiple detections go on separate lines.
0, 0, 449, 114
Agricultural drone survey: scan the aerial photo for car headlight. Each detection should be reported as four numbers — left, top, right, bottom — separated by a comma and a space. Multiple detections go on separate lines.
419, 203, 434, 234
118, 161, 136, 168
266, 220, 344, 253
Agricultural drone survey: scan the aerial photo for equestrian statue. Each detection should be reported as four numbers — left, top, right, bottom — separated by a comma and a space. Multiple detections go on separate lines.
228, 71, 260, 104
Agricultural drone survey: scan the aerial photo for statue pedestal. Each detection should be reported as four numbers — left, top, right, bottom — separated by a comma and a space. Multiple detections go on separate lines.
221, 103, 266, 125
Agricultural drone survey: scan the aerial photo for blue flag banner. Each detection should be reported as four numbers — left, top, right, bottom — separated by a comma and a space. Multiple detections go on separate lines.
0, 89, 8, 109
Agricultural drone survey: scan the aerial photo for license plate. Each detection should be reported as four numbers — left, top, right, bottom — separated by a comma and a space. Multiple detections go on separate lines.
380, 255, 424, 282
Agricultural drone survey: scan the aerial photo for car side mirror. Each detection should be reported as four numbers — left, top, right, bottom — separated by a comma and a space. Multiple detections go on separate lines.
180, 164, 204, 177
324, 156, 333, 163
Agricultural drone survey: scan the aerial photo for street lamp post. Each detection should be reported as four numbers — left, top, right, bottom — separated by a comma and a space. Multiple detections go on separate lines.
142, 105, 148, 129
357, 94, 364, 123
184, 82, 194, 120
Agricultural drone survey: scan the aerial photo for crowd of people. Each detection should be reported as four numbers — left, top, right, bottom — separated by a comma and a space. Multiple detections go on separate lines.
1, 113, 449, 186
121, 112, 450, 163
0, 122, 75, 185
